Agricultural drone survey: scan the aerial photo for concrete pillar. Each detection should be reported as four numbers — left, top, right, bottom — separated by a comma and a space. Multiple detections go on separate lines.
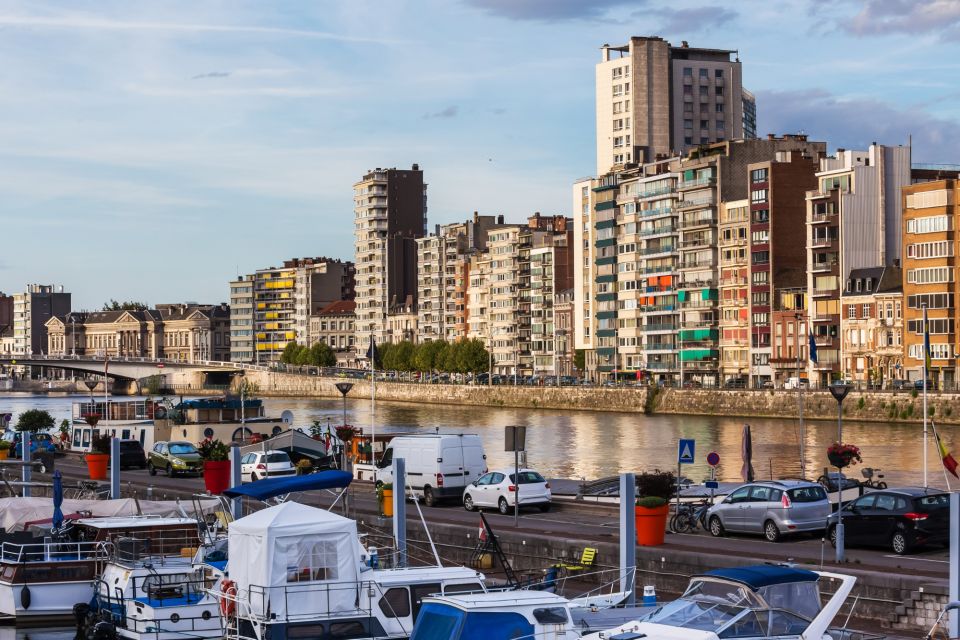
620, 472, 636, 605
392, 457, 406, 568
110, 437, 121, 498
230, 443, 242, 520
21, 431, 31, 498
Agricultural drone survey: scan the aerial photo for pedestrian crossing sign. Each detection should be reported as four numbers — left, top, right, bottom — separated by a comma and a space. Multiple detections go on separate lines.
678, 439, 695, 465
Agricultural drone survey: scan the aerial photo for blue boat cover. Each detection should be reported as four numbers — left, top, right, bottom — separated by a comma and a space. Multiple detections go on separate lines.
701, 565, 818, 589
222, 470, 352, 501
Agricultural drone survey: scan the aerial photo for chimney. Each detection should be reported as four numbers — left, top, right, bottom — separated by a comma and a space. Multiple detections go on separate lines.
681, 41, 689, 48
497, 214, 504, 224
412, 163, 419, 171
473, 211, 479, 223
767, 133, 776, 140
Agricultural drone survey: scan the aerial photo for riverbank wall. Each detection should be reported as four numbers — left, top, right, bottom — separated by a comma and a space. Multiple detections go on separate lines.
238, 370, 960, 425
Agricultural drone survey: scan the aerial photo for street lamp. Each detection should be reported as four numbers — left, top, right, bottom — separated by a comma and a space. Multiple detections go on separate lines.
828, 382, 852, 563
335, 382, 353, 430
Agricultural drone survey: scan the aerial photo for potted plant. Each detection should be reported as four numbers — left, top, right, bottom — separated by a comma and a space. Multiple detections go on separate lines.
58, 419, 71, 448
827, 442, 862, 469
82, 413, 100, 428
0, 440, 10, 461
86, 434, 111, 480
197, 439, 231, 494
295, 458, 314, 476
377, 483, 394, 517
634, 469, 675, 546
335, 425, 357, 443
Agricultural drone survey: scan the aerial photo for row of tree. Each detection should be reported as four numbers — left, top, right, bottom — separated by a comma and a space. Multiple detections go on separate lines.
280, 341, 337, 367
378, 339, 490, 374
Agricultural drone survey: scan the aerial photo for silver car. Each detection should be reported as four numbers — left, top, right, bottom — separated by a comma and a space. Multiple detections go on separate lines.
707, 480, 830, 542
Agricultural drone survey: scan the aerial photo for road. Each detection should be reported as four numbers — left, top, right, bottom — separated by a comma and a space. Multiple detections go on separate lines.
35, 452, 949, 582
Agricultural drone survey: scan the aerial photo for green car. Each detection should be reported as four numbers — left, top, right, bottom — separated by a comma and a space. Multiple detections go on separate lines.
147, 441, 203, 476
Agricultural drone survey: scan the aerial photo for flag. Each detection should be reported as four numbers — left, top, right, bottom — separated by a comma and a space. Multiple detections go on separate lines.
366, 337, 379, 364
478, 518, 487, 543
923, 308, 932, 371
936, 431, 959, 478
808, 333, 818, 364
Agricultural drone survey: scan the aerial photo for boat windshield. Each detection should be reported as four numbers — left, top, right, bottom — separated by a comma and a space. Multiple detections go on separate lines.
411, 603, 535, 640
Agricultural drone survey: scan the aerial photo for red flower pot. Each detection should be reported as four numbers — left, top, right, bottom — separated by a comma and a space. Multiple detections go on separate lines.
203, 460, 231, 494
635, 504, 670, 546
86, 453, 109, 480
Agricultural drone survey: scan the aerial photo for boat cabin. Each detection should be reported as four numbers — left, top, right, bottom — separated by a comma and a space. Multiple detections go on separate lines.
410, 591, 576, 640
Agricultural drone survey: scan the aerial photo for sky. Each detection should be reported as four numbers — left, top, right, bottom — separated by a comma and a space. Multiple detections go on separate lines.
2, 0, 960, 309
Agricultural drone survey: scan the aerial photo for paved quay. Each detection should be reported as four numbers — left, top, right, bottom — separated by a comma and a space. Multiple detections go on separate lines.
23, 453, 951, 637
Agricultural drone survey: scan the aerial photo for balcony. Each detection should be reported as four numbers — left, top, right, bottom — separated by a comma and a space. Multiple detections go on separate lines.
679, 277, 717, 289
811, 262, 838, 273
639, 244, 676, 256
811, 288, 836, 298
639, 225, 676, 238
810, 236, 836, 249
681, 259, 715, 269
811, 314, 838, 323
809, 210, 836, 224
678, 196, 717, 211
644, 343, 677, 352
680, 214, 717, 229
719, 276, 747, 286
640, 207, 675, 218
642, 323, 677, 332
680, 238, 714, 249
679, 176, 716, 190
638, 185, 676, 199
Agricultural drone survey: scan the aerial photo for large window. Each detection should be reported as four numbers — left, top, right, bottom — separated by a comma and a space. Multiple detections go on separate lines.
907, 267, 954, 284
286, 539, 340, 583
907, 215, 951, 234
907, 241, 954, 259
907, 318, 954, 334
907, 293, 954, 309
820, 175, 850, 193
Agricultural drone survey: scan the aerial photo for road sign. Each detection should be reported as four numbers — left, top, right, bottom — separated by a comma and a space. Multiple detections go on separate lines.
704, 480, 719, 489
678, 439, 695, 465
706, 451, 720, 467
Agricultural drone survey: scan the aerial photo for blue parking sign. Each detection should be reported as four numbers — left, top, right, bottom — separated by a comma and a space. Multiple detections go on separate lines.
678, 439, 695, 465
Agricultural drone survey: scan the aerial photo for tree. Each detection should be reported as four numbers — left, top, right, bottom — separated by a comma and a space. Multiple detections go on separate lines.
294, 344, 313, 366
574, 349, 586, 372
102, 299, 148, 311
461, 339, 490, 374
393, 341, 415, 372
15, 409, 55, 433
309, 342, 336, 367
412, 341, 442, 372
280, 342, 300, 364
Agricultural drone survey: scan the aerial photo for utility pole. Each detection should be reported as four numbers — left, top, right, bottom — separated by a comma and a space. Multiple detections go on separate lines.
795, 312, 806, 479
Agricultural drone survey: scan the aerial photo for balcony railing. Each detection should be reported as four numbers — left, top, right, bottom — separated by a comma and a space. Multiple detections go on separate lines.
810, 211, 836, 224
811, 288, 835, 297
679, 176, 716, 189
810, 237, 836, 248
638, 185, 675, 199
640, 207, 675, 218
642, 323, 677, 332
811, 262, 838, 273
680, 215, 717, 228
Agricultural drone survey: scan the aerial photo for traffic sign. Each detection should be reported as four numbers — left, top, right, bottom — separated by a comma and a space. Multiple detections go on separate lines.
704, 480, 719, 489
678, 439, 695, 465
706, 451, 720, 467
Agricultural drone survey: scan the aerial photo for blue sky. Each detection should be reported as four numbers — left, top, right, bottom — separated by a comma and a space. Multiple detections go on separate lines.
2, 0, 960, 309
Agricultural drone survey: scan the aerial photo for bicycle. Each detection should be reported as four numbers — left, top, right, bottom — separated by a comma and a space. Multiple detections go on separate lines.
670, 500, 712, 533
861, 467, 887, 489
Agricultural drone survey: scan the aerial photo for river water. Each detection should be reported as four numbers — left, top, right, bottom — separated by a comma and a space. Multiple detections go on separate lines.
0, 391, 954, 489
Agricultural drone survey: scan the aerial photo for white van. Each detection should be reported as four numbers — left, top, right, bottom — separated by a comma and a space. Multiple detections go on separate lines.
784, 377, 810, 389
375, 434, 487, 507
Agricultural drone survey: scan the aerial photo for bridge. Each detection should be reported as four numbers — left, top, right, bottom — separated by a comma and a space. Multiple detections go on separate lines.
0, 354, 269, 382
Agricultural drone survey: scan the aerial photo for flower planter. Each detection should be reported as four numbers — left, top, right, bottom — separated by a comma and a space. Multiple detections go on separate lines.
635, 503, 670, 546
0, 449, 9, 461
203, 460, 231, 495
827, 453, 852, 468
86, 453, 109, 480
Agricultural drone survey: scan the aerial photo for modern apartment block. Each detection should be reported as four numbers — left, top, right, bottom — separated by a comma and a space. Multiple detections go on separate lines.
0, 292, 12, 336
487, 223, 523, 375
12, 284, 71, 356
804, 144, 912, 384
840, 266, 903, 385
902, 179, 960, 384
746, 149, 823, 386
525, 214, 574, 376
230, 258, 355, 364
596, 36, 752, 174
769, 288, 808, 387
354, 165, 427, 360
466, 251, 493, 345
718, 199, 750, 382
416, 213, 498, 343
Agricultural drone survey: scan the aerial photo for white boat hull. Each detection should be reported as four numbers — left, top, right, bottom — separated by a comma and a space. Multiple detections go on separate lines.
0, 580, 93, 618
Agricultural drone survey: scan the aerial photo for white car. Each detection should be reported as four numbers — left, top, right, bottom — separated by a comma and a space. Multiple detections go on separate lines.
462, 468, 552, 514
241, 450, 296, 482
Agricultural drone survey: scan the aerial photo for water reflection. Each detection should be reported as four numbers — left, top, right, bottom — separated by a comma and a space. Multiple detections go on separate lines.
0, 392, 954, 489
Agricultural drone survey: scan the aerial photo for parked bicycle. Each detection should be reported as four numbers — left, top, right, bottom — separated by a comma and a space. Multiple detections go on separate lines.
669, 500, 712, 534
860, 467, 887, 489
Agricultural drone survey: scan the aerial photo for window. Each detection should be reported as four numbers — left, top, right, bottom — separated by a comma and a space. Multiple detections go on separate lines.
715, 69, 724, 78
752, 250, 769, 264
907, 240, 954, 259
753, 209, 769, 223
907, 267, 954, 284
683, 67, 693, 77
716, 85, 724, 96
751, 168, 768, 183
699, 68, 708, 78
329, 622, 366, 639
862, 304, 870, 317
378, 588, 411, 618
907, 293, 954, 309
907, 215, 951, 234
751, 189, 767, 203
286, 539, 340, 582
907, 318, 954, 334
715, 103, 724, 113
848, 305, 856, 319
821, 175, 851, 193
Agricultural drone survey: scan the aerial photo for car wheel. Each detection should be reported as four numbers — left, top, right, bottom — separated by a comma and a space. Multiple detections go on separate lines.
764, 520, 781, 543
148, 463, 156, 476
498, 497, 511, 515
709, 516, 725, 537
828, 525, 837, 547
539, 503, 551, 513
463, 494, 475, 512
37, 463, 46, 474
423, 486, 436, 507
166, 464, 173, 477
251, 472, 259, 482
892, 529, 911, 555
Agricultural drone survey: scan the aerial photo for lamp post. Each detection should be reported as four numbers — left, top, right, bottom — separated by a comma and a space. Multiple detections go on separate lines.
70, 317, 76, 357
335, 382, 353, 431
828, 382, 852, 563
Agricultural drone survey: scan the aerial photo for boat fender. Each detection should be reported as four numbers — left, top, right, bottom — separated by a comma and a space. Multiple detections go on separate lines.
219, 579, 237, 617
20, 585, 30, 610
88, 620, 116, 640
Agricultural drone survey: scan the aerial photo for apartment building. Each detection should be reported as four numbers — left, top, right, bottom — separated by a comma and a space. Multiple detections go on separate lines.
0, 293, 12, 336
555, 289, 575, 378
12, 284, 71, 356
488, 224, 523, 375
353, 165, 427, 361
596, 36, 752, 174
902, 180, 960, 384
718, 199, 750, 382
526, 215, 574, 376
466, 251, 493, 346
746, 150, 823, 387
769, 288, 808, 387
840, 267, 903, 385
230, 258, 355, 364
572, 178, 598, 374
416, 213, 497, 343
805, 144, 912, 385
309, 300, 356, 363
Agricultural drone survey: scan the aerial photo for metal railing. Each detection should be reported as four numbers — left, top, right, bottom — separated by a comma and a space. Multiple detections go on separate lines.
1, 539, 110, 563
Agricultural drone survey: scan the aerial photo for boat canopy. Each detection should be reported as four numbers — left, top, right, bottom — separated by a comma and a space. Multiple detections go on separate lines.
222, 470, 352, 501
700, 566, 819, 590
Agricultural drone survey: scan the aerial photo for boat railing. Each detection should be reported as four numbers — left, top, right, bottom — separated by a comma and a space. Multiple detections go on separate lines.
98, 574, 222, 637
0, 539, 109, 563
247, 579, 376, 622
109, 533, 202, 566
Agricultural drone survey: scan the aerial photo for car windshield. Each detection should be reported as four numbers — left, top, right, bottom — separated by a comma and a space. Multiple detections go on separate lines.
266, 453, 289, 464
168, 443, 197, 455
787, 486, 826, 502
509, 471, 545, 484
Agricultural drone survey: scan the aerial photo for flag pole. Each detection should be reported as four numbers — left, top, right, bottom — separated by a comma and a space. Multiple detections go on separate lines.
932, 420, 952, 492
923, 304, 929, 488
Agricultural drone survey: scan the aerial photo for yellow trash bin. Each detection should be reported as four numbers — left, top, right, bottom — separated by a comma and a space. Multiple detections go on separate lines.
381, 489, 394, 517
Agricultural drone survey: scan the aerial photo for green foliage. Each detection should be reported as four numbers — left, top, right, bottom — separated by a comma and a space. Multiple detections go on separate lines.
91, 434, 112, 455
637, 469, 675, 500
911, 389, 919, 398
907, 404, 914, 417
574, 349, 586, 372
946, 407, 953, 417
636, 496, 667, 509
929, 406, 936, 418
235, 378, 260, 398
280, 342, 300, 364
0, 440, 10, 451
197, 438, 230, 461
15, 409, 55, 433
384, 341, 416, 372
644, 385, 660, 415
310, 420, 325, 438
59, 419, 71, 435
102, 299, 148, 311
280, 342, 337, 367
857, 397, 865, 410
144, 374, 163, 395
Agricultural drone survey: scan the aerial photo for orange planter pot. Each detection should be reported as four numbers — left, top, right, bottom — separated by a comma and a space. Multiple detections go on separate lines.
0, 449, 8, 461
635, 504, 669, 546
203, 460, 231, 495
86, 453, 109, 480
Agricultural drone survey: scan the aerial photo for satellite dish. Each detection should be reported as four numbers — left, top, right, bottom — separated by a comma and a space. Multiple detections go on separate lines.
281, 410, 294, 425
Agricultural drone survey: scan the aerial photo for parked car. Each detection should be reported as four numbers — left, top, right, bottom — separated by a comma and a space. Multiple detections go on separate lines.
723, 378, 747, 389
915, 379, 938, 391
376, 434, 486, 507
707, 480, 831, 542
827, 487, 949, 554
888, 379, 911, 390
241, 450, 296, 482
147, 441, 203, 477
463, 468, 551, 514
111, 440, 147, 470
11, 432, 58, 458
760, 380, 775, 389
682, 380, 702, 389
784, 377, 809, 390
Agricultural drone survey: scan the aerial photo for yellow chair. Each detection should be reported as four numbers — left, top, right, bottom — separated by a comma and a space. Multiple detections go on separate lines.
553, 547, 597, 573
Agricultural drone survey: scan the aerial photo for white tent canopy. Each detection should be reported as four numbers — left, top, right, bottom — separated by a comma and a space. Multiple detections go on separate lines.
229, 501, 360, 620
0, 497, 219, 532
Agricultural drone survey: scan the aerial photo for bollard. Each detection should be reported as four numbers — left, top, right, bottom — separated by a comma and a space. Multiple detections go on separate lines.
642, 585, 657, 606
146, 485, 154, 500
110, 438, 121, 499
21, 431, 31, 498
229, 443, 242, 520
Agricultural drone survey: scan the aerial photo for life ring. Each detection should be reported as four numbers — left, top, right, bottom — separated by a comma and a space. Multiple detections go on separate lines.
219, 579, 237, 617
